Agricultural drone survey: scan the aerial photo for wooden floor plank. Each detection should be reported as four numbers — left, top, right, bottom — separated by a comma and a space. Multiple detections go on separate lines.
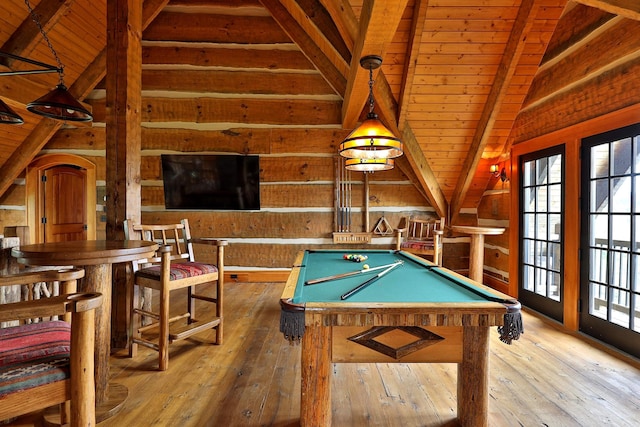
3, 281, 640, 427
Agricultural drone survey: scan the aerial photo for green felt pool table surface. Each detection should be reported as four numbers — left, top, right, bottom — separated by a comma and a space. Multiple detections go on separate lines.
292, 249, 509, 304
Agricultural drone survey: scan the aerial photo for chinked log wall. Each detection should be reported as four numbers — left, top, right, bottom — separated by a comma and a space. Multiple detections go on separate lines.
42, 126, 434, 274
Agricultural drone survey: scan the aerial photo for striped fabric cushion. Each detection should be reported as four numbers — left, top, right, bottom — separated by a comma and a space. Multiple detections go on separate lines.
400, 241, 435, 251
0, 321, 71, 397
137, 262, 218, 281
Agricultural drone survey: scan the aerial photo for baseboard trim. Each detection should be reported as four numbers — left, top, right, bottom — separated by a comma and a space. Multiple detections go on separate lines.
224, 270, 291, 283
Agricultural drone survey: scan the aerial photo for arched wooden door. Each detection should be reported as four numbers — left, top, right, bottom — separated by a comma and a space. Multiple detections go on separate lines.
26, 154, 96, 243
43, 165, 87, 242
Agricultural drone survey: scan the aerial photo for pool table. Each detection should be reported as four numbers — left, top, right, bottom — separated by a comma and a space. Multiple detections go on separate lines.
280, 250, 522, 427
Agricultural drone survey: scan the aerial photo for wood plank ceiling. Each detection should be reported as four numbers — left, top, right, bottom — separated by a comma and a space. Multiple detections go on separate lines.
0, 0, 636, 222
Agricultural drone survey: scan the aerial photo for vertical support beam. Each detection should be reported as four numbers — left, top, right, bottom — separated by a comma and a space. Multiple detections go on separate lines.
458, 325, 490, 427
301, 325, 332, 426
106, 0, 143, 348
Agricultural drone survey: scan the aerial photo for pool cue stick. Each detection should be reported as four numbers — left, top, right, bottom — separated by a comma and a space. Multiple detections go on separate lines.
340, 261, 404, 300
305, 261, 403, 285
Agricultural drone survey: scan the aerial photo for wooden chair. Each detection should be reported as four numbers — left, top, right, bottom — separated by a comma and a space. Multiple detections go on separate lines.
0, 268, 102, 426
124, 218, 228, 371
395, 216, 445, 266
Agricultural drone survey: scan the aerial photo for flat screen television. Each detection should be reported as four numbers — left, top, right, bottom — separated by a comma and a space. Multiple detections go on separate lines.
161, 154, 260, 210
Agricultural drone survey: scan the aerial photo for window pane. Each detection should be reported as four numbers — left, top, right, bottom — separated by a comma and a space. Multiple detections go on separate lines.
549, 214, 561, 241
536, 186, 548, 212
523, 239, 534, 265
549, 271, 561, 301
611, 177, 631, 213
634, 135, 640, 173
611, 290, 630, 328
523, 265, 534, 292
523, 187, 535, 212
589, 248, 607, 282
591, 144, 609, 179
590, 214, 608, 246
523, 161, 534, 187
610, 214, 630, 244
589, 282, 607, 319
536, 214, 548, 240
535, 240, 547, 268
548, 184, 561, 213
591, 179, 608, 212
536, 158, 548, 185
633, 254, 640, 293
548, 155, 562, 184
523, 214, 535, 238
611, 137, 632, 176
548, 242, 561, 272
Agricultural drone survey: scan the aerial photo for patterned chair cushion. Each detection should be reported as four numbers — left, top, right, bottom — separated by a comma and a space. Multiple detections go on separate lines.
0, 321, 71, 397
136, 262, 218, 281
400, 240, 436, 251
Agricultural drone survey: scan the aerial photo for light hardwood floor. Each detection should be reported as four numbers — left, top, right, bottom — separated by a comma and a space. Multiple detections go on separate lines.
4, 281, 640, 426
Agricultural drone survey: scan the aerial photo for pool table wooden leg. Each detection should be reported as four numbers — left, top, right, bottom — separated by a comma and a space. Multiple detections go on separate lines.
458, 326, 490, 427
301, 324, 332, 426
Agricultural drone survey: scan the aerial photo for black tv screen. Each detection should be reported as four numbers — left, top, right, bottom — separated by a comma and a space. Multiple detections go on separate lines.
161, 154, 260, 210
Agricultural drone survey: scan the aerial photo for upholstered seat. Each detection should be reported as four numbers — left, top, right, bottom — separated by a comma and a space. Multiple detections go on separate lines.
0, 269, 102, 425
0, 321, 72, 397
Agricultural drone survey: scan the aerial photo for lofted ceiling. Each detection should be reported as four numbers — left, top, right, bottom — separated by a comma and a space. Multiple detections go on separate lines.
1, 0, 638, 223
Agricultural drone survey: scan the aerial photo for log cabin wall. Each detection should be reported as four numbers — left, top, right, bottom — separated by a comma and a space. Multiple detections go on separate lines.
40, 127, 433, 273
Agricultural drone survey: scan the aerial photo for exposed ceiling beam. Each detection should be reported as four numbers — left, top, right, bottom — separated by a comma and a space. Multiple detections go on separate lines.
573, 0, 640, 20
0, 0, 75, 68
296, 0, 351, 64
397, 0, 428, 130
0, 0, 171, 197
450, 0, 538, 225
259, 0, 348, 96
341, 0, 408, 129
318, 0, 358, 50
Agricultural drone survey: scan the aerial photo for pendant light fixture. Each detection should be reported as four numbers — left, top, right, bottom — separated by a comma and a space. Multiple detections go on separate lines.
339, 55, 403, 160
0, 0, 93, 123
345, 157, 394, 172
0, 98, 24, 125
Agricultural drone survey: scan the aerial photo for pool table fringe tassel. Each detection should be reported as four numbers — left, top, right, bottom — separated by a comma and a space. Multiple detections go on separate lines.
280, 306, 305, 344
498, 308, 524, 344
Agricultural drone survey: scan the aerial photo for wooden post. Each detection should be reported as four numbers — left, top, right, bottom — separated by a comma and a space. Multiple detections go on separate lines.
106, 0, 143, 348
301, 325, 332, 426
70, 308, 96, 426
458, 326, 490, 427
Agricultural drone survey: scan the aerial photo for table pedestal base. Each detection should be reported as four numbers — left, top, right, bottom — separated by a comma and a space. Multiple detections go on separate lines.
43, 383, 128, 425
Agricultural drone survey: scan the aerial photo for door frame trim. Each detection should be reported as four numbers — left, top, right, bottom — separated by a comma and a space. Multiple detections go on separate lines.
26, 154, 96, 243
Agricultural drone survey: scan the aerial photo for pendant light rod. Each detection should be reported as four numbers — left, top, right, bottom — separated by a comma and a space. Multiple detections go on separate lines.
0, 50, 61, 76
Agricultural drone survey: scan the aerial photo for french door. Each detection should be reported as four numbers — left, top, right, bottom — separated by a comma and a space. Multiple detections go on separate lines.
581, 124, 640, 357
519, 146, 564, 322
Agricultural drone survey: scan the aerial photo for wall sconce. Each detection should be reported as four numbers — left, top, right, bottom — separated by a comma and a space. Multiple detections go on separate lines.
490, 164, 508, 182
0, 0, 93, 124
339, 55, 403, 161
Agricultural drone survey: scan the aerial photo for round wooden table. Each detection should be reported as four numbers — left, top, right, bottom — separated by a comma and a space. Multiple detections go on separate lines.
451, 226, 505, 283
12, 239, 158, 422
